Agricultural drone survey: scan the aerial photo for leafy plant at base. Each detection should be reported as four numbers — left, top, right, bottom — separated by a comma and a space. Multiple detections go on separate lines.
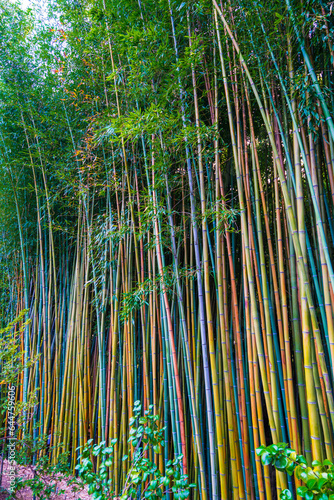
0, 310, 39, 427
0, 311, 32, 386
256, 443, 334, 500
76, 401, 196, 500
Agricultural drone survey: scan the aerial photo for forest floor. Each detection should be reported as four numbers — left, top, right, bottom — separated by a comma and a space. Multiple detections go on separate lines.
0, 460, 92, 499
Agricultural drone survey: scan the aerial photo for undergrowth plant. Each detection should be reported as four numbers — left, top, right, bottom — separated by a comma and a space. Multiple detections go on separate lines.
0, 310, 78, 500
76, 401, 195, 500
257, 443, 334, 500
0, 310, 38, 428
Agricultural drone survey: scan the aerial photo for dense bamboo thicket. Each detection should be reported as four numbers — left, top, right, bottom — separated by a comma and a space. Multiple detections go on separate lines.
0, 0, 334, 497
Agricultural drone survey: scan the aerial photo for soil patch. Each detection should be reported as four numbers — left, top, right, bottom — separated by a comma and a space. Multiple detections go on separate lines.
0, 460, 92, 499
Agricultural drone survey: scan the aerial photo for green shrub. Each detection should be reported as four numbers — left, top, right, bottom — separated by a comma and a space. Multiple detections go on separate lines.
256, 443, 334, 500
76, 401, 196, 500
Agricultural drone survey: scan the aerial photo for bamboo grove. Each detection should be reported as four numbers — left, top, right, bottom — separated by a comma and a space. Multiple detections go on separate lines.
0, 0, 333, 498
